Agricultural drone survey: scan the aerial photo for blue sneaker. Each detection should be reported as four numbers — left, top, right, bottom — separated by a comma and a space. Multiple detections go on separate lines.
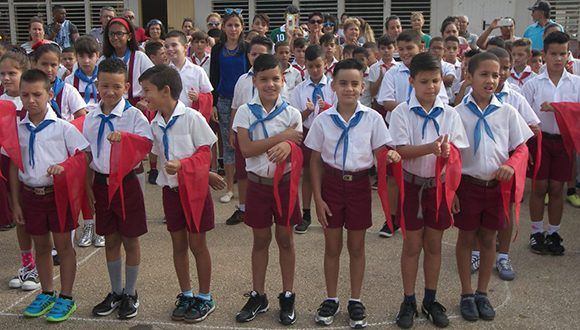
46, 297, 77, 322
23, 293, 56, 317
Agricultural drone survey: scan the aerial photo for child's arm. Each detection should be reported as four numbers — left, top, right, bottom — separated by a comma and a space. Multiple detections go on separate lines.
369, 66, 384, 97
236, 126, 302, 158
8, 161, 23, 225
85, 152, 96, 214
310, 150, 331, 228
453, 79, 471, 106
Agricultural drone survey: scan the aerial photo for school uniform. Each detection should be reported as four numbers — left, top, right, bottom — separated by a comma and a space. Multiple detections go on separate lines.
324, 58, 339, 81
282, 65, 303, 102
495, 83, 540, 126
454, 94, 533, 231
291, 59, 309, 81
507, 66, 536, 88
446, 59, 462, 104
0, 94, 25, 120
65, 67, 99, 113
99, 50, 154, 106
522, 69, 580, 181
169, 59, 213, 107
390, 92, 469, 231
305, 102, 392, 230
50, 79, 87, 121
0, 95, 23, 226
17, 107, 89, 235
232, 95, 303, 228
191, 52, 211, 78
151, 101, 218, 233
83, 98, 152, 237
231, 68, 256, 181
368, 58, 397, 117
360, 67, 372, 107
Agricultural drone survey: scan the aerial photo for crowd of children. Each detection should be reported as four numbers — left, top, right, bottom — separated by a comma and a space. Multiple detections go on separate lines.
0, 4, 579, 329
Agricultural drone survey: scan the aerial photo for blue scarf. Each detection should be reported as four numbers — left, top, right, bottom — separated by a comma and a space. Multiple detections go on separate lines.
330, 110, 364, 170
113, 48, 131, 64
96, 99, 132, 158
25, 120, 55, 168
464, 98, 499, 154
160, 116, 180, 161
310, 82, 325, 104
75, 67, 99, 103
51, 77, 65, 118
410, 105, 444, 139
247, 101, 288, 140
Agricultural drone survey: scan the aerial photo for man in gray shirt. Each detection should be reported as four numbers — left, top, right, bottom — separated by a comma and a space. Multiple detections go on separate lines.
89, 6, 116, 49
457, 15, 478, 49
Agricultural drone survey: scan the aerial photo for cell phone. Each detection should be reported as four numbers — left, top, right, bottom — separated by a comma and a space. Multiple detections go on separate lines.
286, 14, 296, 32
498, 18, 513, 27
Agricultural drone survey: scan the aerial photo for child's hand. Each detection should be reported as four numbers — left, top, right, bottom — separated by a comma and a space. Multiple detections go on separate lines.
211, 108, 219, 123
387, 149, 401, 163
431, 135, 444, 156
107, 131, 122, 143
209, 172, 226, 190
451, 195, 460, 214
188, 88, 199, 102
315, 198, 332, 228
540, 102, 555, 112
165, 160, 182, 175
12, 205, 24, 225
529, 124, 541, 136
441, 134, 450, 158
316, 95, 325, 109
280, 123, 303, 143
136, 99, 149, 111
47, 165, 65, 176
228, 129, 236, 148
267, 142, 291, 163
305, 98, 315, 112
495, 165, 514, 181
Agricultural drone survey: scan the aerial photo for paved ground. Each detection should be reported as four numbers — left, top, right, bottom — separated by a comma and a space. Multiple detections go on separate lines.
0, 180, 579, 329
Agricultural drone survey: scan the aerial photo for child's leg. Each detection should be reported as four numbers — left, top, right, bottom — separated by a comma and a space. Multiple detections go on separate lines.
302, 169, 312, 210
323, 228, 343, 298
401, 229, 423, 296
476, 228, 496, 294
388, 179, 398, 222
238, 179, 247, 208
423, 227, 444, 292
252, 228, 272, 294
189, 232, 211, 294
149, 153, 157, 170
497, 204, 514, 255
547, 180, 565, 226
347, 230, 366, 300
17, 224, 34, 264
121, 236, 141, 296
274, 224, 295, 292
104, 232, 123, 294
456, 229, 477, 294
32, 234, 54, 292
170, 229, 192, 292
529, 179, 549, 225
52, 232, 76, 296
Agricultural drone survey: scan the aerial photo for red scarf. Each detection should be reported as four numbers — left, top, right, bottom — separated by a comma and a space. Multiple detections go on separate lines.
510, 71, 532, 86
70, 115, 86, 132
192, 92, 213, 123
292, 64, 306, 80
435, 144, 462, 225
377, 148, 405, 237
325, 62, 336, 76
501, 143, 529, 240
381, 62, 394, 73
108, 132, 152, 220
177, 145, 211, 232
0, 101, 23, 179
551, 102, 580, 157
192, 54, 210, 67
53, 151, 87, 232
273, 141, 303, 231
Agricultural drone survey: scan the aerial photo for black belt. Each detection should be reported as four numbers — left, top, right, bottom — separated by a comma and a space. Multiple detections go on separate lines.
247, 172, 290, 186
323, 164, 369, 182
23, 185, 54, 196
94, 170, 137, 185
541, 132, 562, 140
461, 175, 498, 188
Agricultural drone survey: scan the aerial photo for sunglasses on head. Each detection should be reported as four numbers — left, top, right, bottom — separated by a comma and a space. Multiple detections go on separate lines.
323, 22, 335, 27
225, 8, 243, 15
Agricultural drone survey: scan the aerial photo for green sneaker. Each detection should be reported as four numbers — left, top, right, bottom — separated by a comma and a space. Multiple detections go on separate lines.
184, 297, 216, 323
23, 293, 56, 318
566, 194, 580, 208
46, 297, 77, 322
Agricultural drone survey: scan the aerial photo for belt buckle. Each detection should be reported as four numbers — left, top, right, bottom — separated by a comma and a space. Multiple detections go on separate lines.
33, 187, 46, 196
342, 174, 353, 182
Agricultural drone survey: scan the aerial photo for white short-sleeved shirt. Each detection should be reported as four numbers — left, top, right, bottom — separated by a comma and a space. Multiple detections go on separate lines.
368, 58, 397, 84
291, 60, 309, 81
53, 82, 87, 122
232, 95, 303, 178
64, 70, 99, 113
455, 94, 533, 180
324, 58, 339, 81
360, 67, 373, 107
57, 64, 68, 80
83, 99, 153, 174
151, 101, 218, 188
170, 59, 213, 107
390, 94, 469, 178
305, 102, 392, 172
290, 75, 337, 129
98, 50, 154, 100
522, 70, 580, 135
17, 107, 89, 187
496, 83, 540, 126
441, 60, 457, 79
191, 52, 211, 78
0, 93, 23, 115
508, 66, 536, 88
282, 65, 303, 101
231, 69, 256, 111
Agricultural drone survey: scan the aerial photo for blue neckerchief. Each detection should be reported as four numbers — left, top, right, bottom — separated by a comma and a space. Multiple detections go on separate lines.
310, 82, 325, 104
95, 100, 132, 158
51, 77, 65, 118
464, 98, 499, 154
160, 116, 180, 160
25, 120, 55, 168
410, 105, 444, 139
113, 48, 131, 64
247, 101, 288, 140
495, 91, 508, 103
75, 67, 99, 103
329, 109, 364, 171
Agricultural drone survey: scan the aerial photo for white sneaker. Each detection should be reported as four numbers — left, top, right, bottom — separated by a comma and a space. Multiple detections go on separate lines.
93, 235, 105, 247
220, 191, 234, 203
21, 267, 40, 291
78, 223, 94, 247
8, 268, 24, 289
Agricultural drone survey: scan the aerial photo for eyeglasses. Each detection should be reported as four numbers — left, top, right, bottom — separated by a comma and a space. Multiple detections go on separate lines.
207, 22, 220, 27
309, 20, 323, 24
225, 8, 243, 15
323, 22, 335, 27
124, 15, 135, 20
109, 31, 129, 38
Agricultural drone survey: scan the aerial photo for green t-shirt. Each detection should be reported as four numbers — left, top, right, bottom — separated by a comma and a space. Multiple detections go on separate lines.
270, 26, 287, 43
422, 33, 432, 48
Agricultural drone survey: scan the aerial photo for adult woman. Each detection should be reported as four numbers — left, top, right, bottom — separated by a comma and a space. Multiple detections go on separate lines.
441, 19, 470, 56
141, 19, 165, 49
411, 12, 431, 48
342, 18, 361, 47
21, 17, 59, 54
358, 17, 375, 44
182, 18, 195, 37
206, 13, 222, 32
307, 12, 324, 44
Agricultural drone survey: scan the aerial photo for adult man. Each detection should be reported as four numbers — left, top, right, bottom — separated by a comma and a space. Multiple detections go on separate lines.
46, 5, 79, 49
89, 7, 116, 48
457, 15, 478, 49
523, 1, 562, 50
123, 8, 146, 42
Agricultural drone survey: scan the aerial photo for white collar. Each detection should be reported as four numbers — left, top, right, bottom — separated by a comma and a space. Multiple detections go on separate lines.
306, 75, 330, 86
21, 105, 58, 126
325, 101, 369, 122
407, 92, 446, 114
152, 100, 187, 126
97, 98, 128, 118
464, 93, 503, 111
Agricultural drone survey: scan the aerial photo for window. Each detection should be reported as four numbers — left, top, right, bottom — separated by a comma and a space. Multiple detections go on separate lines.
390, 0, 431, 33
345, 0, 384, 40
298, 0, 338, 25
212, 0, 250, 26
255, 0, 293, 31
90, 2, 125, 32
551, 0, 580, 38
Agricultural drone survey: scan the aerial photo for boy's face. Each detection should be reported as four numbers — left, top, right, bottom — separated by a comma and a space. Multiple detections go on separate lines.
342, 50, 353, 60
367, 49, 378, 64
192, 39, 208, 53
530, 55, 543, 73
331, 68, 364, 105
398, 40, 422, 67
322, 41, 336, 58
444, 41, 459, 60
35, 52, 60, 82
410, 69, 442, 106
20, 81, 52, 116
353, 53, 368, 69
77, 53, 99, 75
253, 67, 284, 103
497, 57, 511, 87
248, 44, 269, 67
429, 41, 444, 59
140, 80, 167, 110
275, 45, 291, 65
293, 46, 306, 62
543, 43, 569, 72
252, 18, 269, 36
511, 46, 530, 69
306, 57, 324, 81
97, 72, 129, 107
150, 48, 168, 65
468, 60, 500, 100
61, 52, 76, 71
164, 37, 186, 63
379, 44, 395, 60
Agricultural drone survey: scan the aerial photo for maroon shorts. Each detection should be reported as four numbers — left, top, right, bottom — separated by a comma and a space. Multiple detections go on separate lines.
93, 176, 147, 237
21, 188, 77, 235
245, 177, 302, 228
301, 128, 312, 169
454, 180, 506, 231
234, 135, 247, 180
402, 181, 452, 231
527, 134, 572, 182
322, 166, 372, 230
163, 187, 215, 233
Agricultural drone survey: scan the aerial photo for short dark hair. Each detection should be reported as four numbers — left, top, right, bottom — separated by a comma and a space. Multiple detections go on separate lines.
285, 5, 299, 15
21, 69, 51, 92
468, 52, 499, 74
145, 41, 164, 57
352, 46, 369, 58
464, 48, 482, 58
384, 15, 400, 29
305, 44, 323, 61
74, 35, 99, 56
32, 43, 61, 62
363, 41, 377, 52
253, 54, 280, 74
444, 36, 460, 44
543, 31, 569, 52
333, 59, 364, 77
138, 64, 182, 100
320, 33, 337, 46
207, 28, 222, 39
487, 47, 511, 61
62, 47, 75, 54
249, 36, 274, 53
430, 36, 444, 45
409, 53, 441, 78
292, 37, 307, 49
274, 40, 290, 52
397, 30, 422, 46
165, 30, 188, 45
191, 30, 209, 42
377, 35, 395, 47
253, 13, 270, 25
488, 36, 505, 49
52, 5, 64, 13
98, 58, 127, 80
531, 49, 542, 57
308, 12, 323, 21
342, 44, 357, 55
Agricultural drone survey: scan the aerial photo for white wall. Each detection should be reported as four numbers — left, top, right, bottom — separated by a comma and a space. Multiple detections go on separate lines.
194, 0, 213, 31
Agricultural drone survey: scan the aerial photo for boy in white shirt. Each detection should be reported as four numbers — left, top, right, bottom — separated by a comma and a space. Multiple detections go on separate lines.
508, 38, 537, 87
189, 31, 211, 77
275, 41, 302, 101
321, 33, 339, 81
352, 47, 373, 107
65, 36, 100, 113
428, 37, 456, 101
291, 38, 308, 81
368, 35, 396, 117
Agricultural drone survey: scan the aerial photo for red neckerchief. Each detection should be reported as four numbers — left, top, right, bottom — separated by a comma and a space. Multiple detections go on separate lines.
510, 71, 532, 86
292, 63, 306, 80
501, 143, 529, 240
273, 141, 303, 232
191, 93, 213, 123
565, 61, 574, 74
435, 144, 462, 225
325, 62, 336, 76
70, 115, 86, 132
192, 54, 210, 67
53, 151, 87, 232
177, 145, 211, 232
381, 62, 394, 73
0, 100, 23, 179
551, 102, 580, 157
377, 147, 405, 237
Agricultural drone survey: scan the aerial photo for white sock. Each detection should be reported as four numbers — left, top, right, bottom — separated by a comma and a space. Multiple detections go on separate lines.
239, 204, 246, 212
349, 298, 361, 303
326, 297, 339, 303
472, 250, 480, 257
547, 224, 560, 235
84, 219, 95, 225
497, 253, 508, 262
531, 220, 544, 234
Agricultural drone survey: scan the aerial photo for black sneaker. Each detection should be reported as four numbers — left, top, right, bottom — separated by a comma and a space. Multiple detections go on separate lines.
348, 301, 367, 329
315, 299, 340, 326
226, 209, 245, 225
171, 293, 194, 321
379, 222, 399, 238
92, 292, 123, 316
294, 212, 311, 234
278, 292, 296, 325
395, 300, 418, 329
185, 297, 216, 323
474, 293, 495, 320
147, 169, 159, 184
422, 301, 449, 328
236, 291, 269, 322
459, 296, 479, 322
529, 232, 547, 254
118, 292, 139, 320
52, 250, 60, 266
545, 232, 565, 255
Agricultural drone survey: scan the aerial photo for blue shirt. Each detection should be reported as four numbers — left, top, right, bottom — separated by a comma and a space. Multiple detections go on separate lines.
523, 20, 562, 50
217, 47, 247, 99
